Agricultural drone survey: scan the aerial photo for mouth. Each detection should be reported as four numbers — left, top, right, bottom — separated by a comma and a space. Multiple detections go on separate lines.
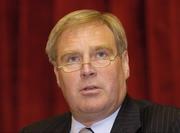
80, 85, 100, 95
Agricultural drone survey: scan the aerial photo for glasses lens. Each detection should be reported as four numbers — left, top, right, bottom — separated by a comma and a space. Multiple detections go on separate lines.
61, 55, 117, 72
63, 63, 81, 72
92, 60, 110, 67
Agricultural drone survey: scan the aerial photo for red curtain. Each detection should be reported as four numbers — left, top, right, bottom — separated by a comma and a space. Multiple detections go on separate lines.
1, 0, 180, 132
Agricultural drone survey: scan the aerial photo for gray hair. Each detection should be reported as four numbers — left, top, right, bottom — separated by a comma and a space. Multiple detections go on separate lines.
46, 9, 128, 64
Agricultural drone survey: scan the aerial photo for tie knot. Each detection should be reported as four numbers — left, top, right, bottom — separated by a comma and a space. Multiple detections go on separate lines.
79, 127, 94, 133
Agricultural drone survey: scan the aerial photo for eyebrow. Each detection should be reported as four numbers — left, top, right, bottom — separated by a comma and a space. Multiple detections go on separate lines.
57, 51, 81, 62
93, 45, 114, 53
58, 44, 115, 60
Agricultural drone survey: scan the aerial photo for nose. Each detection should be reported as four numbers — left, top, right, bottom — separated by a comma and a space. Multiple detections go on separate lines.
80, 63, 97, 79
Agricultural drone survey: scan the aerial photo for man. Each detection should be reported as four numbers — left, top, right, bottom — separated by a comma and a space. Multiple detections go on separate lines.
21, 9, 180, 133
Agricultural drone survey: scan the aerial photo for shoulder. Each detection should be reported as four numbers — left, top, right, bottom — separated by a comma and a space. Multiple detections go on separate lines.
136, 99, 180, 122
20, 112, 71, 133
133, 98, 180, 132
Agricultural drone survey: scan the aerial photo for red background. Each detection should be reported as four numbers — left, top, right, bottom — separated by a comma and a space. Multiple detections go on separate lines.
1, 0, 180, 132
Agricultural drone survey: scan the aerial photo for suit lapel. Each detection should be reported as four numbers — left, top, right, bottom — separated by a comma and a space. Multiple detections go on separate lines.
53, 112, 72, 133
111, 96, 141, 133
52, 96, 142, 133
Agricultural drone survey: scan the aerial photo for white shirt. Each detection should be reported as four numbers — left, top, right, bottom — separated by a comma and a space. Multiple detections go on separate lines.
70, 107, 120, 133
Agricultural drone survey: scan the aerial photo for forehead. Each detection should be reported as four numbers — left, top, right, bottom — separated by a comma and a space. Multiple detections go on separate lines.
56, 22, 117, 54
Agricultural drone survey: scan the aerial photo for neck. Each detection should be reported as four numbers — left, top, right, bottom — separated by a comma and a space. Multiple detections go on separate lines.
72, 105, 121, 127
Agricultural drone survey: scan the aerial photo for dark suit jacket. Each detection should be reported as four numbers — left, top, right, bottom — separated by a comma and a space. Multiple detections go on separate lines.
21, 96, 180, 133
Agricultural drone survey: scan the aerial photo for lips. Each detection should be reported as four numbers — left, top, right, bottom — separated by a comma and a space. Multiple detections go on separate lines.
80, 85, 100, 95
83, 86, 98, 90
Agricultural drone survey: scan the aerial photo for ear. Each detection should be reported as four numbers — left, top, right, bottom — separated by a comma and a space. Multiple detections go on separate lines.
54, 66, 61, 87
122, 50, 130, 79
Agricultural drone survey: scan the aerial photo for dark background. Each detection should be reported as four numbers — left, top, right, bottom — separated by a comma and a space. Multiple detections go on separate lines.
1, 0, 180, 132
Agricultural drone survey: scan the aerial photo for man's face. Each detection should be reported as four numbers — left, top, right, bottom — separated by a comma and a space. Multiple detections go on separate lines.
54, 22, 129, 123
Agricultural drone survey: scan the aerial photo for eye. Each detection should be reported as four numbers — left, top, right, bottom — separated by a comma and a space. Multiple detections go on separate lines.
62, 54, 81, 64
95, 49, 111, 60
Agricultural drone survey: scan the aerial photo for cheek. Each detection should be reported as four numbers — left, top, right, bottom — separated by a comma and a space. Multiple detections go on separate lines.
100, 62, 125, 92
57, 72, 80, 97
99, 67, 116, 88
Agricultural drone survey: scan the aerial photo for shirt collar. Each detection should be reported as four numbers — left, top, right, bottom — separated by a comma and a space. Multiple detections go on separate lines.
70, 107, 120, 133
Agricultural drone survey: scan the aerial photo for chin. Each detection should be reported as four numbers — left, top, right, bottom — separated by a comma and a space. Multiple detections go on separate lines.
80, 102, 110, 113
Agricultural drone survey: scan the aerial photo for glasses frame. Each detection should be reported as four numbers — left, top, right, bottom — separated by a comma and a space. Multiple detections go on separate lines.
56, 53, 119, 73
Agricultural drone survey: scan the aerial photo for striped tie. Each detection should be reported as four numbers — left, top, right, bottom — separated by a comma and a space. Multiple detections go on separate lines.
79, 127, 94, 133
